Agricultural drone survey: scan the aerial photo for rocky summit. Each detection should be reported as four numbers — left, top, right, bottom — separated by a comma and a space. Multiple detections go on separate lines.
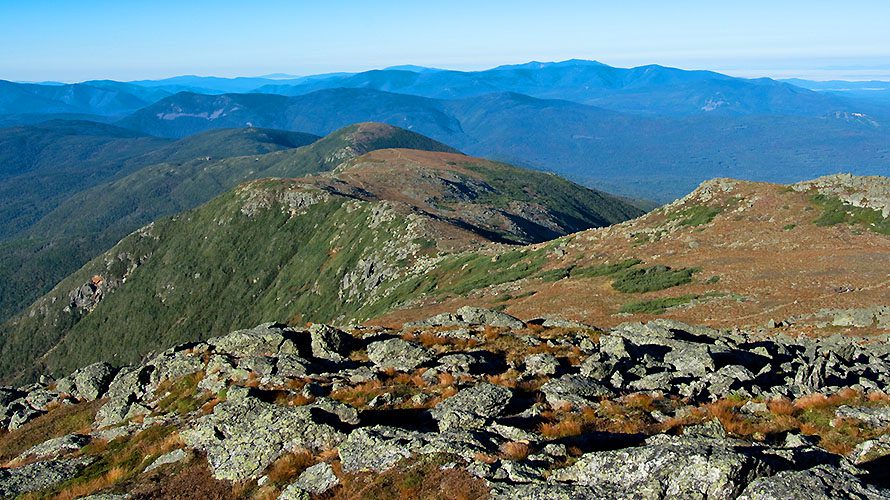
1, 307, 889, 498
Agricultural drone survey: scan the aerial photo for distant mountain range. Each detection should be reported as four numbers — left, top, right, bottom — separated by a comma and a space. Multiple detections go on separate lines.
3, 60, 887, 203
113, 87, 890, 202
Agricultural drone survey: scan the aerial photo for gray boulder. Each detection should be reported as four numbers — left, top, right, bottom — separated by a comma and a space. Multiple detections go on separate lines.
850, 434, 890, 464
430, 383, 512, 430
524, 353, 560, 377
68, 362, 116, 401
17, 434, 90, 461
738, 465, 890, 499
275, 355, 312, 378
366, 338, 432, 371
552, 438, 770, 499
338, 426, 424, 473
490, 482, 621, 499
456, 306, 524, 329
309, 324, 351, 361
144, 448, 187, 473
665, 344, 716, 376
836, 405, 890, 428
406, 306, 524, 329
94, 365, 153, 428
181, 396, 343, 481
8, 405, 44, 430
286, 462, 339, 495
541, 374, 611, 407
0, 457, 94, 497
207, 323, 288, 358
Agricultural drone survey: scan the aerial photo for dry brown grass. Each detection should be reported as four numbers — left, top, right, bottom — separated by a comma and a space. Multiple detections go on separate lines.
499, 441, 531, 461
265, 448, 315, 485
51, 466, 127, 500
539, 416, 583, 438
0, 398, 104, 463
329, 453, 488, 500
867, 391, 890, 404
482, 325, 502, 341
127, 456, 235, 499
437, 372, 456, 387
767, 397, 795, 416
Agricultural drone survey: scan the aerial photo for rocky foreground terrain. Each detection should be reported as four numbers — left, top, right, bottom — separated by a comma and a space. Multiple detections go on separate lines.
2, 307, 889, 498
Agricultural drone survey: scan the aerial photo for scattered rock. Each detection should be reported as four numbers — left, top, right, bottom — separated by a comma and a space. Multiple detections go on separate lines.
553, 438, 770, 499
181, 396, 343, 481
309, 324, 351, 361
835, 405, 890, 428
737, 464, 890, 499
366, 338, 432, 371
523, 353, 559, 377
431, 383, 512, 430
541, 374, 611, 407
0, 458, 94, 497
144, 448, 187, 472
17, 434, 90, 461
287, 462, 339, 495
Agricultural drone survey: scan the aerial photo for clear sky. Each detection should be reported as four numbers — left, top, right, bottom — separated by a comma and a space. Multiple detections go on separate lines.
2, 0, 889, 82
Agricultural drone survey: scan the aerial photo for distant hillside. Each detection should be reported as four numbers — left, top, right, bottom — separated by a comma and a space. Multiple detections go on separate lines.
0, 143, 642, 381
116, 88, 890, 202
0, 121, 168, 240
373, 174, 890, 337
0, 125, 319, 322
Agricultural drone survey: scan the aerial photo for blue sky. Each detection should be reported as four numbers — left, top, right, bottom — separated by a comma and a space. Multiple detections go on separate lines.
2, 0, 889, 82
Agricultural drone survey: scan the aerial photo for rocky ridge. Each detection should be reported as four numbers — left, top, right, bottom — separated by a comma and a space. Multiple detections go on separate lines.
1, 307, 889, 498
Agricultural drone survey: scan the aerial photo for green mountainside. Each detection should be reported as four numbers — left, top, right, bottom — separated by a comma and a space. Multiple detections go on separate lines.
0, 142, 642, 382
0, 125, 319, 322
0, 124, 455, 324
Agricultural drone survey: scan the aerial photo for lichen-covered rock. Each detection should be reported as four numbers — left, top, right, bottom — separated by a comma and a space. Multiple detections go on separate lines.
406, 306, 524, 329
309, 324, 351, 361
456, 306, 524, 329
540, 374, 611, 407
849, 434, 890, 465
524, 353, 560, 376
737, 464, 890, 499
552, 438, 770, 499
144, 448, 187, 472
0, 457, 94, 497
338, 426, 425, 473
207, 323, 288, 358
836, 405, 890, 428
489, 482, 621, 500
366, 338, 432, 371
287, 462, 339, 495
181, 396, 343, 481
71, 362, 117, 401
431, 383, 512, 430
17, 434, 90, 461
309, 397, 360, 425
94, 365, 154, 428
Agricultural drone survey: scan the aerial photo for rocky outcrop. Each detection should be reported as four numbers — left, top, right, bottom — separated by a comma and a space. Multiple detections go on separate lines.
738, 465, 890, 499
181, 396, 344, 481
553, 437, 770, 499
2, 309, 889, 497
366, 338, 432, 371
0, 458, 94, 497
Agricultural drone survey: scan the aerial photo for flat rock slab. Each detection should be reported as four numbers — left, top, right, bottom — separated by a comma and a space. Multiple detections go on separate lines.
181, 396, 343, 481
738, 465, 890, 500
0, 457, 94, 497
552, 437, 770, 499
